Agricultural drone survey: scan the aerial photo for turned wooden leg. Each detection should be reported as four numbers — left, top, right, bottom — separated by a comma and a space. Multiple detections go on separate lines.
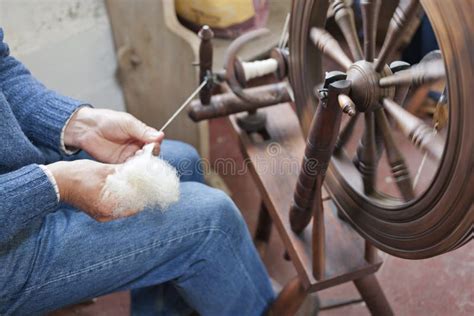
353, 274, 393, 316
268, 276, 307, 316
364, 240, 378, 263
289, 77, 350, 234
254, 202, 273, 258
312, 177, 325, 280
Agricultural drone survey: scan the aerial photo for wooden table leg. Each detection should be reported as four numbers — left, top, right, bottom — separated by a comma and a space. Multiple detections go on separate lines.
353, 274, 393, 316
365, 240, 378, 263
268, 276, 307, 316
254, 202, 273, 258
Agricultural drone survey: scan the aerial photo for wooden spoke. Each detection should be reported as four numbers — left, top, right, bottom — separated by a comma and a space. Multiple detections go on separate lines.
380, 59, 445, 87
389, 61, 412, 104
331, 0, 363, 61
375, 108, 415, 201
355, 112, 377, 195
360, 0, 381, 62
310, 28, 353, 71
335, 113, 360, 151
383, 98, 445, 160
278, 13, 291, 49
374, 0, 422, 72
374, 115, 384, 160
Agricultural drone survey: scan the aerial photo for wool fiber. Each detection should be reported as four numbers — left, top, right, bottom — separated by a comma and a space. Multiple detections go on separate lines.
101, 144, 180, 216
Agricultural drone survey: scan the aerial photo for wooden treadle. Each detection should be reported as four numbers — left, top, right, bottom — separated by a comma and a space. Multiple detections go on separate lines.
230, 103, 382, 292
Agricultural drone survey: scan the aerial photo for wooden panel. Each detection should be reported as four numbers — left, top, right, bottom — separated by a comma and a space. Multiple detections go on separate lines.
230, 104, 382, 292
105, 0, 206, 152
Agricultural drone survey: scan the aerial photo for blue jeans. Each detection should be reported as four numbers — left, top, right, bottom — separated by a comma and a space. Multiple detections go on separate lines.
1, 140, 274, 315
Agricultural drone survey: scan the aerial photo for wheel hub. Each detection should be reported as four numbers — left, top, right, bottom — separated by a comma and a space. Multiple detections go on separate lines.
346, 61, 395, 112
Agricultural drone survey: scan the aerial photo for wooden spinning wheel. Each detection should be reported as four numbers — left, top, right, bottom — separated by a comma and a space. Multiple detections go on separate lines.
289, 0, 473, 259
187, 0, 472, 314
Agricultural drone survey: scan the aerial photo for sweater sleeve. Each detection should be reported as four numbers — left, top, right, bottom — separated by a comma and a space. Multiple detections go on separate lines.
0, 164, 59, 244
0, 28, 85, 153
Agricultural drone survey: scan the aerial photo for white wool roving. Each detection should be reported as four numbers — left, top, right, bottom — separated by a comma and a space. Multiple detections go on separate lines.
101, 143, 180, 216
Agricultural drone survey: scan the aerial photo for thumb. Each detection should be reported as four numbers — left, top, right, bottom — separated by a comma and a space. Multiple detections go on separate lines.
126, 117, 164, 143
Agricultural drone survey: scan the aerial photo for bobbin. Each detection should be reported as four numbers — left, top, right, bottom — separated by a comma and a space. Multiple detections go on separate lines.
224, 29, 290, 106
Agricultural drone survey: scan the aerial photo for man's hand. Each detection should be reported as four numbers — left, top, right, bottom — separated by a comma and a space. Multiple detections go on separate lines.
63, 107, 164, 163
47, 160, 139, 222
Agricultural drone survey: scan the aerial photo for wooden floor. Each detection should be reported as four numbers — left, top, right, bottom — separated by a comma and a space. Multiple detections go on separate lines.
51, 116, 473, 316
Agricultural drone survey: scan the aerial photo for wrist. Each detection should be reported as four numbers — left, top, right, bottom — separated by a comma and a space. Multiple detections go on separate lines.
46, 161, 74, 202
63, 107, 95, 149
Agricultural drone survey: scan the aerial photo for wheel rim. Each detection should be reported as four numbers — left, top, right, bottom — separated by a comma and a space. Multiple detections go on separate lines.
289, 0, 473, 258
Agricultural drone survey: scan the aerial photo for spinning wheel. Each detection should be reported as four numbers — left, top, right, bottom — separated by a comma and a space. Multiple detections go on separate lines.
289, 0, 473, 259
187, 0, 473, 314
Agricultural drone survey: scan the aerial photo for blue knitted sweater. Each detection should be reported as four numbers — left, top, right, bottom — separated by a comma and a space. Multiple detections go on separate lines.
0, 28, 83, 245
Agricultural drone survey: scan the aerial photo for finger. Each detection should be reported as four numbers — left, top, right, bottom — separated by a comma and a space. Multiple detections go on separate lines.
118, 209, 141, 218
155, 131, 165, 143
118, 143, 142, 163
125, 116, 164, 143
93, 215, 114, 223
152, 143, 161, 156
144, 129, 164, 143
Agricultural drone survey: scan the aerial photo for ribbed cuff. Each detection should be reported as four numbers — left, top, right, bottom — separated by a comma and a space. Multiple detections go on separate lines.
1, 164, 59, 221
39, 165, 60, 202
32, 93, 84, 150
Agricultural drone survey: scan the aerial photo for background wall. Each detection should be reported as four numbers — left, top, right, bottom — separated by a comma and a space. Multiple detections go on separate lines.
0, 0, 125, 111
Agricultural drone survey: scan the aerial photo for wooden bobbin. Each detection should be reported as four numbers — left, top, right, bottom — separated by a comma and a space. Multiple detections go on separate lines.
234, 48, 289, 87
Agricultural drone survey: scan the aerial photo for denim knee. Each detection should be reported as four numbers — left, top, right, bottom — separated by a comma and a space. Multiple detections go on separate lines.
177, 143, 202, 183
187, 183, 247, 239
162, 141, 204, 183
